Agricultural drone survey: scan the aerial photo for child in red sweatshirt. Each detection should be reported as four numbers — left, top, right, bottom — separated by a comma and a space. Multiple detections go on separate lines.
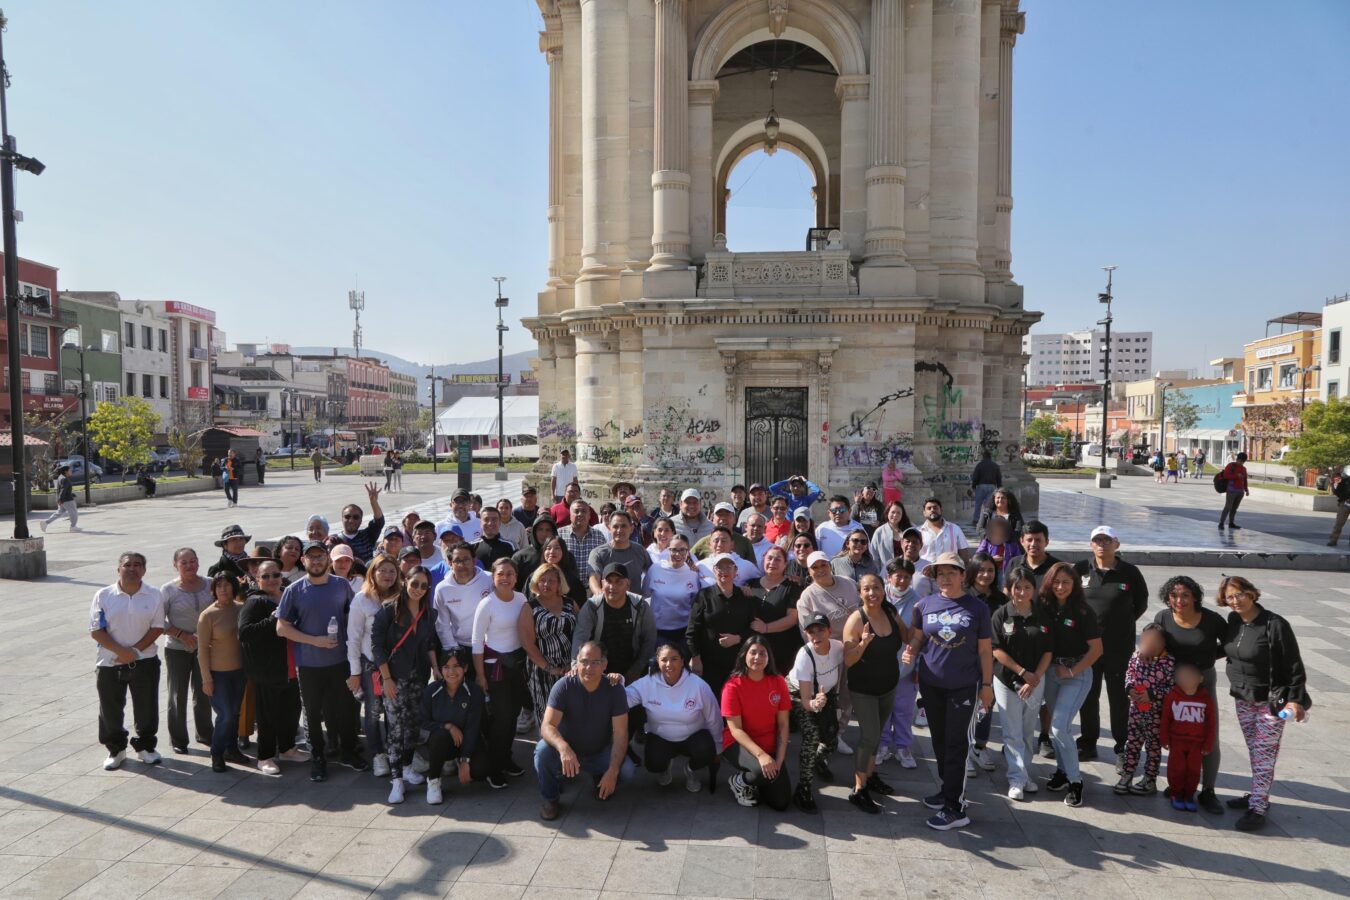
1160, 663, 1217, 811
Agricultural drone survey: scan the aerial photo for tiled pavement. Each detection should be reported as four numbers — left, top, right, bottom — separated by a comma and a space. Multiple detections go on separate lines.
1, 470, 1347, 898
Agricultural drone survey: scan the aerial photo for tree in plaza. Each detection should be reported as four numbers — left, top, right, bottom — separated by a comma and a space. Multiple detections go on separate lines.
22, 408, 73, 489
1164, 390, 1200, 442
167, 408, 210, 476
1242, 398, 1303, 456
1283, 399, 1350, 478
88, 397, 160, 473
1023, 414, 1068, 454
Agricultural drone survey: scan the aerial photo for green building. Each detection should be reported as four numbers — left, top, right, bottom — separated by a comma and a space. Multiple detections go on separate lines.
57, 291, 124, 414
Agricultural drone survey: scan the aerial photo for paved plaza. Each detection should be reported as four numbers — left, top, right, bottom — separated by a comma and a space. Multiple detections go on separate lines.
0, 470, 1347, 898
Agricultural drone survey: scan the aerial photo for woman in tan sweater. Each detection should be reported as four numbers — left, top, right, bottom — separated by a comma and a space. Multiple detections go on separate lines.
198, 573, 246, 772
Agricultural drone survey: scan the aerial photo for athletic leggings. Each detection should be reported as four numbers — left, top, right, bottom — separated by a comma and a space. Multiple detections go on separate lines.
1235, 699, 1285, 814
722, 744, 792, 810
1121, 702, 1163, 779
381, 677, 424, 778
920, 680, 979, 814
789, 685, 836, 791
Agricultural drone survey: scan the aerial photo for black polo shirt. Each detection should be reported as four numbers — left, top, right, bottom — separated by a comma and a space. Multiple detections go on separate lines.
1073, 558, 1148, 655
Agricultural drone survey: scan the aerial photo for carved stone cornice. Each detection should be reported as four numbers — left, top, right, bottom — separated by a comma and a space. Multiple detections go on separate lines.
835, 74, 870, 104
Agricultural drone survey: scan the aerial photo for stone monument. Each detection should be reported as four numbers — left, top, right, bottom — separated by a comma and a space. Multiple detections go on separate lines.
524, 0, 1040, 517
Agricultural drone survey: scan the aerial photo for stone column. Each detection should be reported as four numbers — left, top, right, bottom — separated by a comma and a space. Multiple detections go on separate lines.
650, 0, 690, 271
541, 25, 565, 306
688, 80, 720, 263
577, 0, 629, 309
995, 3, 1024, 283
623, 0, 655, 300
558, 0, 583, 309
976, 0, 1000, 286
835, 75, 870, 260
929, 0, 984, 304
861, 0, 915, 294
573, 329, 618, 482
904, 0, 936, 296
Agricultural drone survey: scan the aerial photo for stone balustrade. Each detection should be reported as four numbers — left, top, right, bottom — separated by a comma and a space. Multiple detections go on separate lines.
700, 236, 854, 298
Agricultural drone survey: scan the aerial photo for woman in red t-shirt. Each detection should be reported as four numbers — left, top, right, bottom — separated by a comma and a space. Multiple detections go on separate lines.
721, 636, 793, 810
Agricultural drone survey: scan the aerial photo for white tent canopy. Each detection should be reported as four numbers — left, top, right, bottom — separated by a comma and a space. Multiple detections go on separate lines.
435, 395, 539, 438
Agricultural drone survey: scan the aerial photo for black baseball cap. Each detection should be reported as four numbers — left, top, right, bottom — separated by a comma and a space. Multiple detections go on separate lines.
301, 540, 327, 555
804, 612, 831, 631
398, 547, 421, 560
452, 488, 471, 501
602, 562, 630, 580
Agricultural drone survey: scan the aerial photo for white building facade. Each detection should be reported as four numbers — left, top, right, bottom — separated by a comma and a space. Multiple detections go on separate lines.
117, 301, 175, 429
525, 0, 1041, 516
1321, 295, 1348, 402
1023, 329, 1153, 387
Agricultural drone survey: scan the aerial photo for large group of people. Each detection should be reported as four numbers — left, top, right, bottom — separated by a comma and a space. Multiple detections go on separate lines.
89, 470, 1311, 834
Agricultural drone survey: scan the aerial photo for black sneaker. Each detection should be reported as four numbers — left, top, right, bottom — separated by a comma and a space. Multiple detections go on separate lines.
1235, 809, 1267, 832
211, 754, 227, 773
848, 788, 881, 814
339, 751, 369, 772
1040, 736, 1056, 760
224, 748, 252, 766
1064, 781, 1084, 807
1229, 524, 1242, 530
1226, 793, 1252, 810
1045, 770, 1070, 792
310, 760, 328, 783
485, 773, 509, 790
793, 788, 818, 814
1076, 741, 1098, 761
502, 761, 526, 778
866, 773, 895, 795
814, 758, 834, 783
1197, 790, 1224, 814
922, 792, 946, 810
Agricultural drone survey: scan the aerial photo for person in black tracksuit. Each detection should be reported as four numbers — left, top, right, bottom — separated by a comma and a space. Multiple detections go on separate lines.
237, 565, 302, 766
1072, 529, 1148, 759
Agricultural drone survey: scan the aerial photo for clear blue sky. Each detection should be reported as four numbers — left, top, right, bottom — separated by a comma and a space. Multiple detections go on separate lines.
6, 1, 1348, 370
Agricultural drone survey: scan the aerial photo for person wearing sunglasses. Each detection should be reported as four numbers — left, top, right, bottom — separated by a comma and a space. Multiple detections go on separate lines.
239, 559, 308, 775
815, 496, 862, 559
334, 482, 386, 563
373, 567, 441, 804
830, 530, 879, 582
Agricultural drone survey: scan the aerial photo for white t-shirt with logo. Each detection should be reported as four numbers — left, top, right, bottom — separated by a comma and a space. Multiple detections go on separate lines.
788, 639, 845, 694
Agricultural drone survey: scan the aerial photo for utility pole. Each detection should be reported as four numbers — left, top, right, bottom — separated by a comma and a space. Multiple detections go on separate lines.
349, 289, 364, 359
493, 277, 509, 482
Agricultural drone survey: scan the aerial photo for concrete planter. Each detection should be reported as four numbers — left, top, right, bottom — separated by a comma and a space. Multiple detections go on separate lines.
29, 476, 217, 510
1248, 485, 1339, 512
0, 536, 45, 579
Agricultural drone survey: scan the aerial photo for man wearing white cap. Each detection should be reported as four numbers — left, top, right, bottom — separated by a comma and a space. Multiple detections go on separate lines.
1072, 526, 1149, 763
696, 532, 761, 588
673, 489, 713, 544
692, 502, 755, 561
795, 551, 859, 642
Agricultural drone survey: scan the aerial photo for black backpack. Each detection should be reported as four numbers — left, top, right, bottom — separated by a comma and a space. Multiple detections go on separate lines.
1213, 469, 1227, 493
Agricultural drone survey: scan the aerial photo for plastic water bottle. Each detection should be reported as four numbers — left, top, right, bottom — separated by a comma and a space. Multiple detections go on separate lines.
326, 616, 339, 642
1278, 708, 1307, 723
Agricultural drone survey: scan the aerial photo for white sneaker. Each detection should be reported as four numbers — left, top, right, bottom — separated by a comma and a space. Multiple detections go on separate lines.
257, 758, 281, 777
875, 746, 893, 766
409, 753, 430, 775
965, 754, 978, 777
1023, 780, 1039, 794
40, 519, 48, 532
658, 764, 673, 787
516, 709, 535, 735
372, 753, 391, 777
728, 772, 758, 807
403, 769, 425, 786
426, 778, 443, 804
387, 778, 405, 805
103, 750, 126, 771
137, 749, 162, 766
914, 708, 928, 728
836, 737, 853, 755
684, 760, 701, 793
897, 747, 917, 769
1008, 785, 1026, 802
975, 747, 996, 771
278, 747, 311, 763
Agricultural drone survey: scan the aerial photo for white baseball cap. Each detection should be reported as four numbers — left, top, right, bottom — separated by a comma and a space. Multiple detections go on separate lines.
1090, 525, 1118, 541
806, 550, 831, 568
680, 489, 701, 502
710, 552, 738, 568
713, 502, 737, 515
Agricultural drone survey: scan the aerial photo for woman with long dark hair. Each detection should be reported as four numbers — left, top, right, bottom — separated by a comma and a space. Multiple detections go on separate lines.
964, 551, 1007, 774
977, 488, 1024, 540
472, 557, 529, 789
627, 643, 722, 792
841, 574, 905, 813
348, 553, 402, 779
198, 573, 247, 773
868, 501, 914, 570
991, 566, 1051, 801
721, 636, 792, 810
373, 565, 440, 804
1039, 561, 1103, 808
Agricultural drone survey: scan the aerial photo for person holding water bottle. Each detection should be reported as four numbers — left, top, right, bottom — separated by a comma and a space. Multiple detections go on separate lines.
1218, 575, 1312, 832
276, 540, 368, 782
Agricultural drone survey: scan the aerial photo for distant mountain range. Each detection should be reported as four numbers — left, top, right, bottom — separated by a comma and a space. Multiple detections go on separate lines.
291, 347, 536, 381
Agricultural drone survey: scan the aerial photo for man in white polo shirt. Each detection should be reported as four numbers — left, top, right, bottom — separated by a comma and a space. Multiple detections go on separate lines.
550, 449, 578, 503
917, 496, 972, 563
90, 551, 167, 771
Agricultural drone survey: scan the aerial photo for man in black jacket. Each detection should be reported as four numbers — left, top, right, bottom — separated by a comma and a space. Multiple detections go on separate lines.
1073, 526, 1148, 761
237, 559, 307, 774
1327, 469, 1350, 547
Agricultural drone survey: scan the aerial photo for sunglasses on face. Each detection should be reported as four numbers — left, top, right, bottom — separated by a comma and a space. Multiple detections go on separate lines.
830, 507, 847, 514
259, 573, 282, 580
409, 581, 430, 590
847, 538, 867, 545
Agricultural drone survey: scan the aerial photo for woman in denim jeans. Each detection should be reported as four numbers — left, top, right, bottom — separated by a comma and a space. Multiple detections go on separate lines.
347, 553, 403, 778
1039, 562, 1102, 808
990, 567, 1051, 800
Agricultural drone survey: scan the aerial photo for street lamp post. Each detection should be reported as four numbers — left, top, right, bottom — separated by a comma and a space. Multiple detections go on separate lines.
281, 388, 296, 469
61, 341, 99, 504
1297, 365, 1321, 433
425, 368, 448, 473
0, 11, 46, 540
1096, 266, 1117, 486
493, 277, 509, 482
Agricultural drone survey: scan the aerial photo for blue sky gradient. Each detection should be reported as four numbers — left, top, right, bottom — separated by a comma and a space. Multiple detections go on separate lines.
5, 1, 1347, 369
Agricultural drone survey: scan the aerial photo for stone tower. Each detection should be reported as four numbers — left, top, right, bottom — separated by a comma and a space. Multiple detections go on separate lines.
525, 0, 1040, 516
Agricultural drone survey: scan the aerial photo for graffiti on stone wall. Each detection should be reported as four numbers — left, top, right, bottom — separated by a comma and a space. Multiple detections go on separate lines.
835, 387, 916, 439
643, 391, 725, 476
832, 433, 915, 468
538, 404, 577, 460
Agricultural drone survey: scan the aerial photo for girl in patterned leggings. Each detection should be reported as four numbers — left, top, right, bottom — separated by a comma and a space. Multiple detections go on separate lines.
1115, 624, 1174, 795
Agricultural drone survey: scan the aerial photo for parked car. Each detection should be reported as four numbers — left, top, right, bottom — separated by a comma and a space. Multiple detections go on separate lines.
55, 456, 103, 482
269, 446, 306, 458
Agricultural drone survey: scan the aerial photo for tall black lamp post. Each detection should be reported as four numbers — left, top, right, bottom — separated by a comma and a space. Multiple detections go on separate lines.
1, 11, 46, 540
60, 340, 101, 504
1158, 381, 1174, 454
493, 277, 509, 482
1097, 266, 1116, 479
426, 368, 448, 473
281, 388, 297, 469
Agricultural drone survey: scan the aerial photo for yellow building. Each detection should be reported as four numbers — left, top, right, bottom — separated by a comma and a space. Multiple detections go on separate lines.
1233, 313, 1322, 460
